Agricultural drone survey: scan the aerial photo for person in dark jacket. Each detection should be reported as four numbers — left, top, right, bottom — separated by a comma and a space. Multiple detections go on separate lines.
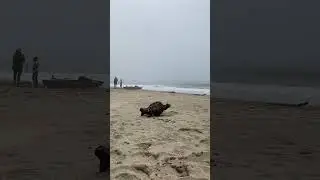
120, 79, 123, 88
12, 48, 25, 86
32, 56, 40, 88
114, 76, 118, 88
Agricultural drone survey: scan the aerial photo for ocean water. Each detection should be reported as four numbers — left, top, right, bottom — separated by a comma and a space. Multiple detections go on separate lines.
211, 70, 320, 105
112, 83, 210, 95
211, 82, 320, 105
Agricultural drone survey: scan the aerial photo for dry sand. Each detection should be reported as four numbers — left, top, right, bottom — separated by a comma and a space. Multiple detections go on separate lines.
0, 87, 107, 179
110, 89, 210, 180
213, 98, 320, 179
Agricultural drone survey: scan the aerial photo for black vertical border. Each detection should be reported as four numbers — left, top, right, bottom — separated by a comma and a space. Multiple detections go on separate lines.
0, 0, 111, 179
210, 0, 320, 179
210, 0, 214, 178
106, 0, 111, 179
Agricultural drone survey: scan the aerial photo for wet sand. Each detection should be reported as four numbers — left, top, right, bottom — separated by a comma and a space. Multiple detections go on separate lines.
213, 98, 320, 179
0, 87, 107, 179
110, 89, 210, 179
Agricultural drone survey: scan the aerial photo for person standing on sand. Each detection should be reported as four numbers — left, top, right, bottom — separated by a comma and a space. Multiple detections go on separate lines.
120, 79, 123, 88
114, 76, 118, 88
12, 48, 26, 87
32, 56, 40, 88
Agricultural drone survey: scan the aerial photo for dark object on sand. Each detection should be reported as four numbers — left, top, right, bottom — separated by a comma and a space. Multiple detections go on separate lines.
94, 145, 109, 173
192, 93, 207, 96
266, 101, 309, 107
42, 76, 103, 89
12, 48, 25, 87
140, 101, 171, 117
123, 85, 142, 90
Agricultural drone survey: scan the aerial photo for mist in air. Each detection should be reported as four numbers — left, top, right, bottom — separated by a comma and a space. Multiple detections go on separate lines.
0, 0, 108, 74
110, 0, 210, 84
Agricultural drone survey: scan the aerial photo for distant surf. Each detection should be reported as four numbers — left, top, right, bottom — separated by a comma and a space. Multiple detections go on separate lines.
112, 84, 210, 95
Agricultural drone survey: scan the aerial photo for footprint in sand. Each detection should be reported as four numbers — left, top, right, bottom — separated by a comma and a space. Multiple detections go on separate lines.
199, 138, 209, 144
179, 128, 203, 134
113, 173, 141, 180
136, 142, 152, 150
111, 164, 151, 180
111, 149, 125, 157
158, 118, 175, 123
164, 111, 178, 117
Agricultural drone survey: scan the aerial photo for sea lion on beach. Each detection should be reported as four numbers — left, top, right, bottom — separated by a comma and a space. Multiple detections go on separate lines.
140, 101, 171, 117
94, 145, 109, 173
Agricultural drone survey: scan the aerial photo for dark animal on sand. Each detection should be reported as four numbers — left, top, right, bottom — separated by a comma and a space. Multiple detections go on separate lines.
140, 101, 171, 117
94, 145, 109, 173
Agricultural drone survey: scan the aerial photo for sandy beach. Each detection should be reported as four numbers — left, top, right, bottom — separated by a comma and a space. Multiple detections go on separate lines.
213, 98, 320, 179
0, 86, 107, 179
4, 85, 318, 179
110, 89, 210, 179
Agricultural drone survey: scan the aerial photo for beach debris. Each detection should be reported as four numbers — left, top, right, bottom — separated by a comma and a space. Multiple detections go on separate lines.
132, 164, 151, 176
179, 128, 203, 134
299, 149, 313, 155
140, 101, 171, 117
43, 76, 103, 89
192, 93, 207, 96
94, 145, 109, 173
123, 85, 142, 90
266, 101, 309, 107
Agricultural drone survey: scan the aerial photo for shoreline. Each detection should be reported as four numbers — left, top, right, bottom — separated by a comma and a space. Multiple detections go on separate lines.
112, 88, 210, 96
1, 84, 316, 108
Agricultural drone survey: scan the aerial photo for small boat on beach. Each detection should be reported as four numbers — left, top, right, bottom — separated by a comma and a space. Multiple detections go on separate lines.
43, 76, 104, 89
123, 85, 142, 90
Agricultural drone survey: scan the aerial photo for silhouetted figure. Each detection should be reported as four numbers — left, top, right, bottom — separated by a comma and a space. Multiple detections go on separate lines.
114, 76, 118, 88
120, 79, 123, 88
94, 145, 109, 173
12, 48, 26, 87
32, 57, 39, 88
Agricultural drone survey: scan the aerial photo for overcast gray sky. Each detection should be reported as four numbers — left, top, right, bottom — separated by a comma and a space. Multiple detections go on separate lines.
0, 0, 108, 73
111, 0, 210, 83
213, 0, 320, 78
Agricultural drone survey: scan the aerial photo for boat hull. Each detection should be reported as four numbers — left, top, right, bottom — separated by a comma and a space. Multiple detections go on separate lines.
123, 86, 142, 90
43, 79, 103, 89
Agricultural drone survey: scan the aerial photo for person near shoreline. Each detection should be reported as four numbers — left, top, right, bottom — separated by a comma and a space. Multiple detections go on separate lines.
12, 48, 26, 87
114, 76, 118, 88
32, 56, 40, 88
120, 79, 123, 88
